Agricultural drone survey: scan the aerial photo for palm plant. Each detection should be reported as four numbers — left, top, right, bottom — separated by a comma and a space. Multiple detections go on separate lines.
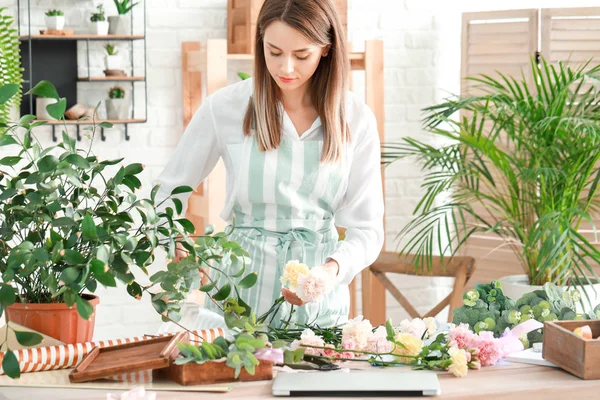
113, 0, 139, 15
382, 58, 600, 292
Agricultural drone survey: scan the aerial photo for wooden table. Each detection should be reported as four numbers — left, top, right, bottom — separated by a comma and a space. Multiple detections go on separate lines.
1, 361, 599, 400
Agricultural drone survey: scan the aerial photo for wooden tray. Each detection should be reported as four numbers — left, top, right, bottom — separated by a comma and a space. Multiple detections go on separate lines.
542, 320, 600, 380
155, 359, 273, 386
69, 333, 183, 383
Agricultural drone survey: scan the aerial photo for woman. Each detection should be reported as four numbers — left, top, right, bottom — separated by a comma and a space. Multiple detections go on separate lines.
154, 0, 384, 328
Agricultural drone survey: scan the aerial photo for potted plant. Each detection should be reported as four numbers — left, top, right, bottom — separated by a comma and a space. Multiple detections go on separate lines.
105, 86, 128, 120
382, 58, 600, 312
0, 80, 258, 378
108, 0, 139, 35
90, 4, 109, 35
44, 9, 65, 30
104, 44, 121, 70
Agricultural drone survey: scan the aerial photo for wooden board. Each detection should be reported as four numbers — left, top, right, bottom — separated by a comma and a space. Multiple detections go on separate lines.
69, 333, 183, 383
542, 320, 600, 380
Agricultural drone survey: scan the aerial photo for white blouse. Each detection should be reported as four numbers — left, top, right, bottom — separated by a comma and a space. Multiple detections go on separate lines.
153, 78, 384, 286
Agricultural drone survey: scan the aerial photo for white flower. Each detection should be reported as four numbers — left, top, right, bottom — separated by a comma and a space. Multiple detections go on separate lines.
341, 316, 373, 350
448, 346, 469, 377
399, 318, 427, 339
423, 317, 438, 338
296, 266, 333, 303
290, 329, 325, 356
364, 326, 393, 354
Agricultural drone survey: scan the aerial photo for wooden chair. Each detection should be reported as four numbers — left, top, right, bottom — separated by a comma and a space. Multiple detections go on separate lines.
362, 252, 476, 324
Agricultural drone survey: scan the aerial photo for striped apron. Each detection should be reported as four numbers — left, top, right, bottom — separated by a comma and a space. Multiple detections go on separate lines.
206, 132, 351, 328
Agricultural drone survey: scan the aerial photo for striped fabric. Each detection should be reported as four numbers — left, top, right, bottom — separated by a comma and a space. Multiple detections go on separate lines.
206, 136, 351, 328
0, 328, 224, 382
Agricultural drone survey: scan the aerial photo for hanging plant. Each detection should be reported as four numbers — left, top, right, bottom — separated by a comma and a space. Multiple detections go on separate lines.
0, 7, 23, 123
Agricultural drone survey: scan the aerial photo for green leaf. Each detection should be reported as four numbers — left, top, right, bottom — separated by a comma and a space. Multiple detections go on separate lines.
82, 214, 98, 240
212, 283, 231, 301
46, 98, 67, 120
14, 331, 43, 347
2, 350, 20, 379
52, 217, 76, 227
238, 273, 258, 289
60, 267, 81, 285
75, 296, 94, 320
176, 219, 196, 234
200, 281, 217, 292
63, 250, 86, 265
172, 198, 183, 215
124, 163, 143, 176
100, 158, 125, 166
0, 84, 19, 105
237, 72, 251, 80
0, 285, 16, 307
64, 154, 91, 169
171, 186, 193, 195
127, 282, 143, 299
0, 134, 18, 147
99, 122, 113, 129
37, 155, 60, 173
0, 156, 20, 166
26, 80, 59, 100
0, 188, 16, 201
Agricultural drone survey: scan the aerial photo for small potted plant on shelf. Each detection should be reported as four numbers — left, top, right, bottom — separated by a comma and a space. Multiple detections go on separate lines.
108, 0, 139, 35
106, 86, 129, 120
45, 9, 65, 31
90, 4, 108, 36
104, 44, 122, 73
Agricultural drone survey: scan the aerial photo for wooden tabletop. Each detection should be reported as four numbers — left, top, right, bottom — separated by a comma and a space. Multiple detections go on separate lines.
1, 361, 599, 400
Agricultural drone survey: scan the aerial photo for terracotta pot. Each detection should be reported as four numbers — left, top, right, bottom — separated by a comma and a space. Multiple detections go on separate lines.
5, 294, 100, 344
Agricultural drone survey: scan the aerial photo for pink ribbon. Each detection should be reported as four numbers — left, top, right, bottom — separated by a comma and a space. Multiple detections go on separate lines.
498, 319, 544, 356
254, 348, 284, 364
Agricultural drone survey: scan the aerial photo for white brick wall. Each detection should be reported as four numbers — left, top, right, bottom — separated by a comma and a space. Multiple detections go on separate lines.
2, 0, 599, 340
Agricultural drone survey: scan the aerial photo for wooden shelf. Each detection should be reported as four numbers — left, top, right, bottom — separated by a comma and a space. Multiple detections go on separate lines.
78, 76, 145, 82
227, 53, 254, 60
20, 34, 144, 41
36, 119, 146, 125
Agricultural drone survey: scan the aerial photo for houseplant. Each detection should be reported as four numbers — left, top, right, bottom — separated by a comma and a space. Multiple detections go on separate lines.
44, 9, 65, 31
108, 0, 139, 35
0, 7, 23, 124
382, 58, 600, 312
90, 4, 109, 36
105, 86, 128, 120
104, 44, 121, 71
0, 80, 258, 378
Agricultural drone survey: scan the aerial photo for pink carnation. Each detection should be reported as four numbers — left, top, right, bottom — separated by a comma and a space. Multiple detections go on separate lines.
448, 323, 477, 350
296, 268, 331, 303
290, 329, 325, 356
472, 331, 503, 367
364, 326, 393, 354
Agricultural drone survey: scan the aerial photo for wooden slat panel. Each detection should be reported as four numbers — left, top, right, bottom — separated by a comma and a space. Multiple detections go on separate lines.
551, 30, 600, 41
551, 19, 600, 31
460, 10, 538, 282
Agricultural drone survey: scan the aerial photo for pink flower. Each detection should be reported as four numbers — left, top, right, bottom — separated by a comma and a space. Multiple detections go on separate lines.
254, 348, 284, 364
399, 318, 427, 338
472, 331, 503, 367
291, 329, 325, 356
364, 326, 393, 354
448, 323, 477, 350
342, 316, 372, 350
296, 267, 332, 303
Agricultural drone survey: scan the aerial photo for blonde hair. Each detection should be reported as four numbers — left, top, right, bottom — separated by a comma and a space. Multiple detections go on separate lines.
243, 0, 350, 163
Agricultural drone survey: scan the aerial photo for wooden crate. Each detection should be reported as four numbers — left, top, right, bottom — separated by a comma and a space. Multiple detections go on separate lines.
542, 320, 600, 380
156, 360, 273, 385
227, 0, 348, 54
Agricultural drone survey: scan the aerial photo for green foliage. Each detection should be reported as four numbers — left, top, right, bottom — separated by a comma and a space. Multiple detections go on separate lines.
45, 9, 64, 16
108, 86, 125, 99
0, 8, 23, 124
113, 0, 139, 15
452, 281, 593, 345
382, 58, 600, 291
104, 44, 118, 56
0, 81, 253, 378
90, 5, 106, 22
237, 72, 251, 81
175, 334, 268, 379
